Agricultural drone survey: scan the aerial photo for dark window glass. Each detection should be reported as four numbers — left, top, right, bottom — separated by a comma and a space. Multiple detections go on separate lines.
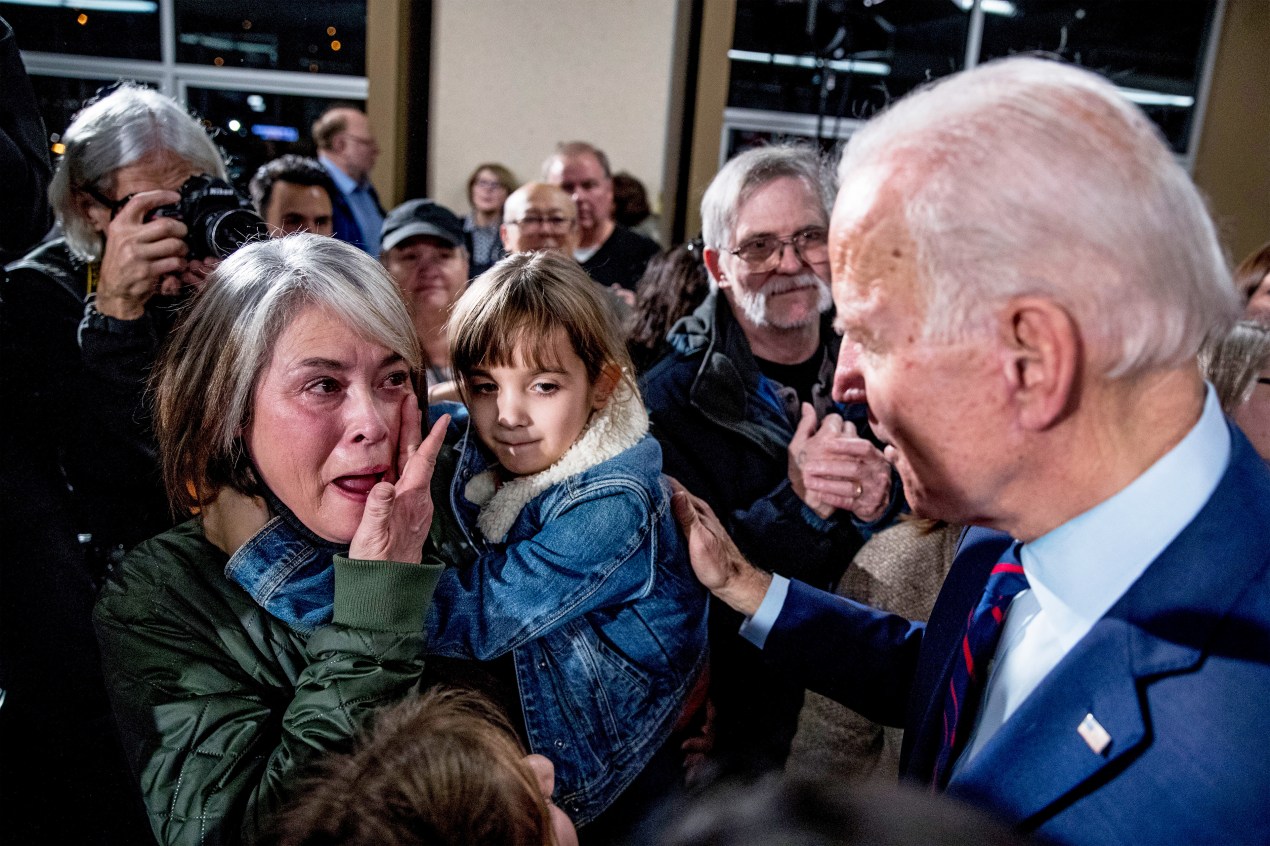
184, 87, 357, 190
174, 1, 366, 76
0, 1, 160, 60
979, 0, 1219, 153
30, 76, 160, 147
729, 0, 969, 121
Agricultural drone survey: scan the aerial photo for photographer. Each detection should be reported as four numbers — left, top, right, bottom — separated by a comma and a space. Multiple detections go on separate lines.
0, 84, 253, 842
3, 83, 254, 570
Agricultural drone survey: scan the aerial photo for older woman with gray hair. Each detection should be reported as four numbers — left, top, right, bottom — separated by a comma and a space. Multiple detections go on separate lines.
1201, 320, 1270, 460
3, 82, 234, 572
94, 234, 452, 845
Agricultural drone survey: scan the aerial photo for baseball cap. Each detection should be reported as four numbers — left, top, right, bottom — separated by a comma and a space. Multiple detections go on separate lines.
380, 199, 464, 253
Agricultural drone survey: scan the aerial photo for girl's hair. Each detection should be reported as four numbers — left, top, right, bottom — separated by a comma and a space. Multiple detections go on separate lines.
153, 234, 420, 512
448, 250, 635, 395
627, 239, 711, 371
274, 688, 554, 846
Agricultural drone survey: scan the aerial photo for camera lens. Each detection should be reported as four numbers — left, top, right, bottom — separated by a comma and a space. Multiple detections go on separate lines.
201, 209, 269, 259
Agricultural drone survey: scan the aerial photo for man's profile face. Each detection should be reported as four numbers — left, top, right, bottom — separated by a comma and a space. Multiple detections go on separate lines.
545, 153, 612, 240
501, 185, 578, 255
711, 176, 832, 331
265, 180, 334, 237
828, 172, 1006, 525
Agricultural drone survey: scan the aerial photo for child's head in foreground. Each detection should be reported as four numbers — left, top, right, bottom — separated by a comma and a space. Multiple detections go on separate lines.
448, 250, 638, 477
274, 687, 576, 846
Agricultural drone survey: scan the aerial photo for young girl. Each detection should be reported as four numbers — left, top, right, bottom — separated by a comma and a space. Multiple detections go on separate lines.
424, 250, 709, 837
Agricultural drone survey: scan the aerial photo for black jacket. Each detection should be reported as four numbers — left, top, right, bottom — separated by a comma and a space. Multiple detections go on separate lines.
640, 292, 893, 774
3, 237, 177, 563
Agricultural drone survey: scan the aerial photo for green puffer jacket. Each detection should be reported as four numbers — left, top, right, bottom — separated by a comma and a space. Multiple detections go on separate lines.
94, 519, 443, 845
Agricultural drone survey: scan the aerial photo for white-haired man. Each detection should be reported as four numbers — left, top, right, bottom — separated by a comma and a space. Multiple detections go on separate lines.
642, 144, 896, 775
674, 57, 1267, 842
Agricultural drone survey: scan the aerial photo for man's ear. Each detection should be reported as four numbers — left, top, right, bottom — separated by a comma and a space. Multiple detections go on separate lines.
499, 223, 513, 252
591, 362, 623, 410
703, 247, 729, 290
999, 296, 1079, 431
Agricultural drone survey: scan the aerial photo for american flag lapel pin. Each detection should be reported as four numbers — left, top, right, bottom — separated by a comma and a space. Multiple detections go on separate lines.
1077, 712, 1111, 755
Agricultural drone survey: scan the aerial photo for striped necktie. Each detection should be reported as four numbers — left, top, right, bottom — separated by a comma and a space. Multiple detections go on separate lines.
932, 542, 1028, 788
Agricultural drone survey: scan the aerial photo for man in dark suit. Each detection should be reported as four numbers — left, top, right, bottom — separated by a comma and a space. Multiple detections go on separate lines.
671, 56, 1269, 844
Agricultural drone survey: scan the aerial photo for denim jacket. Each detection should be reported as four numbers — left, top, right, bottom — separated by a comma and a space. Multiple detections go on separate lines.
426, 388, 709, 825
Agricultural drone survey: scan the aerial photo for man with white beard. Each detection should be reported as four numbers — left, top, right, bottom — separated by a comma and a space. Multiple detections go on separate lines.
641, 145, 896, 777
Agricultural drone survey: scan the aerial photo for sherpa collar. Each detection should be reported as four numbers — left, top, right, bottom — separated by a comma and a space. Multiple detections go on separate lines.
463, 381, 649, 543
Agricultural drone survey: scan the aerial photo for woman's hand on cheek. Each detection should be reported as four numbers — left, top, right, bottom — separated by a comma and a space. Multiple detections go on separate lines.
349, 396, 448, 564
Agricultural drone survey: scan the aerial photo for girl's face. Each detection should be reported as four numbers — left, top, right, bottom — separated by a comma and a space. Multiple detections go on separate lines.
466, 333, 608, 477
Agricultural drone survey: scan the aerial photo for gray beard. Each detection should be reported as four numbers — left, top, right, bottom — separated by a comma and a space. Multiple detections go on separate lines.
734, 272, 833, 329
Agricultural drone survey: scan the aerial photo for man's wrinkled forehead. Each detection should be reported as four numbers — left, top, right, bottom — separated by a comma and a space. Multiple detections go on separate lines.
829, 162, 923, 314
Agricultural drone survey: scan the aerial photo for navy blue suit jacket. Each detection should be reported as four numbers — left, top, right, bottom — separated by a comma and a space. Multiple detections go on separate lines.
765, 425, 1270, 843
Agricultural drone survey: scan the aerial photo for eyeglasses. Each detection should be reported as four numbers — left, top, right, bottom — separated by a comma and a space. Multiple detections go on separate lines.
509, 215, 574, 230
474, 178, 505, 191
84, 185, 137, 219
724, 227, 829, 271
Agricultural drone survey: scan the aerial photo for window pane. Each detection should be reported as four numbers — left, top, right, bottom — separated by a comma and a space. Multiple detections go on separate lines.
174, 1, 366, 75
185, 86, 356, 190
978, 0, 1219, 153
729, 0, 969, 120
30, 75, 160, 145
0, 2, 160, 60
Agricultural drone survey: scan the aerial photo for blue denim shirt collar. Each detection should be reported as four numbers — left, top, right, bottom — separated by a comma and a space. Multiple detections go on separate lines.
223, 488, 346, 634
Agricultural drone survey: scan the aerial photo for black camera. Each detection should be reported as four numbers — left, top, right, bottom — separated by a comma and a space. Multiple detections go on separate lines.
145, 174, 268, 260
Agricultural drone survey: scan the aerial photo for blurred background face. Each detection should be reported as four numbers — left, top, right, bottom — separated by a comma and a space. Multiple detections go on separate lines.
247, 305, 409, 543
335, 111, 379, 181
383, 234, 469, 324
471, 168, 509, 217
1246, 273, 1270, 321
545, 153, 612, 240
501, 185, 578, 254
265, 181, 334, 237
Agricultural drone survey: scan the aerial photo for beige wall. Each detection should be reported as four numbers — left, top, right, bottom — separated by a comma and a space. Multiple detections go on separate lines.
429, 0, 679, 220
1193, 0, 1270, 264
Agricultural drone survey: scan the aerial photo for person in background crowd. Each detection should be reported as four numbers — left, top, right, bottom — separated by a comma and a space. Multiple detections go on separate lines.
612, 171, 663, 246
1236, 240, 1270, 321
275, 687, 578, 846
249, 154, 337, 237
544, 141, 658, 296
500, 181, 579, 257
96, 235, 452, 845
1, 81, 231, 845
464, 162, 516, 277
1201, 319, 1270, 461
380, 199, 470, 404
0, 16, 51, 264
626, 239, 710, 373
641, 144, 895, 779
673, 56, 1268, 843
313, 106, 384, 253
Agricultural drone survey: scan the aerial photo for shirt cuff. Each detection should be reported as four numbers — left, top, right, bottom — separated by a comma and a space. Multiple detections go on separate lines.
738, 573, 790, 649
